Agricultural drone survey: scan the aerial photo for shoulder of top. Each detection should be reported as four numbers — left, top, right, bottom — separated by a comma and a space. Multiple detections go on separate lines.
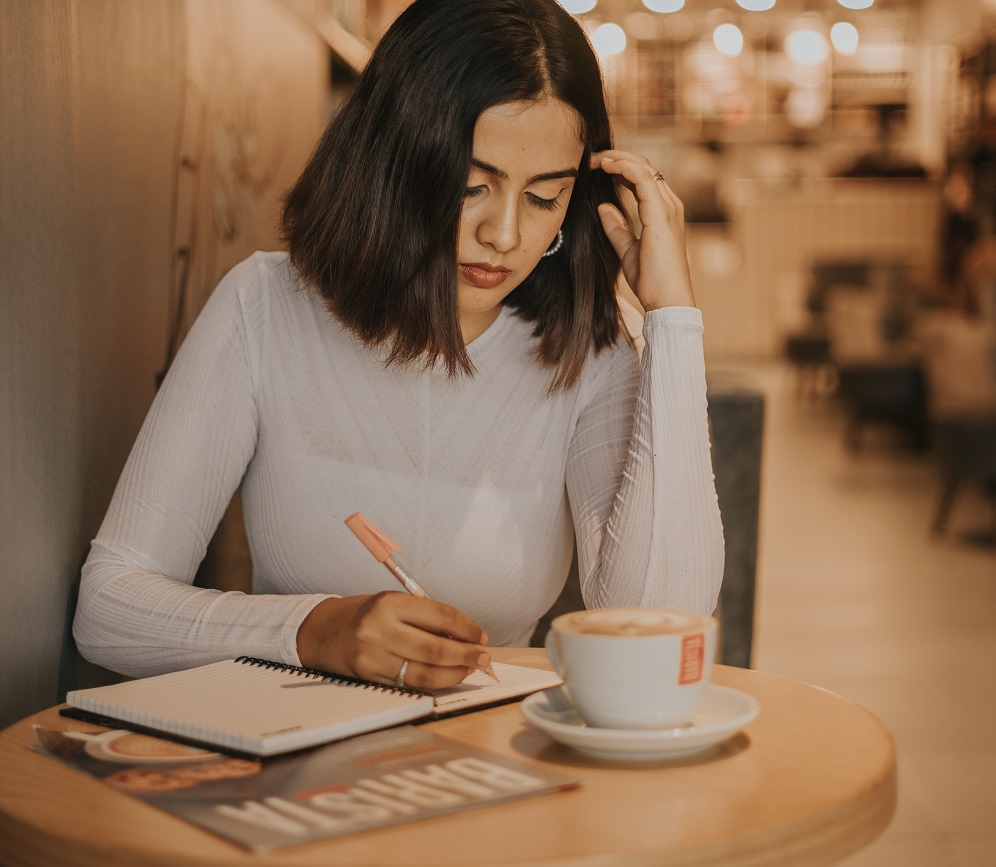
212, 251, 286, 287
244, 250, 292, 278
219, 251, 300, 298
202, 254, 305, 331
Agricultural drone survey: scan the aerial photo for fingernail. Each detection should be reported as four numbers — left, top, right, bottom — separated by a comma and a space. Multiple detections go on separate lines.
479, 631, 489, 646
601, 156, 615, 163
477, 653, 491, 668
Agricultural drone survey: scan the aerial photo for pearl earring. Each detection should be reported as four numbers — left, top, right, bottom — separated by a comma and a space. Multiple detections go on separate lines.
542, 229, 564, 258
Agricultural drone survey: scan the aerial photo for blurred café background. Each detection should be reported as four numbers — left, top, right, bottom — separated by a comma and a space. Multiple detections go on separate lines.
1, 1, 995, 864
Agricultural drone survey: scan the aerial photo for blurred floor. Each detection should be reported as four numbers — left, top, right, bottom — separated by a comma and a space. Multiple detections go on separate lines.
726, 360, 996, 867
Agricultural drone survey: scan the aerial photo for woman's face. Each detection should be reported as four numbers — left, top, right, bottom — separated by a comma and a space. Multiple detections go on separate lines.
456, 97, 585, 343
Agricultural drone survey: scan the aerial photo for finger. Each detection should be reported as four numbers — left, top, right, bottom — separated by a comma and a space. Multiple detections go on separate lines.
596, 155, 668, 201
597, 202, 637, 262
592, 151, 663, 190
592, 154, 693, 309
593, 152, 683, 209
367, 593, 492, 671
591, 149, 655, 175
598, 156, 685, 233
390, 593, 488, 646
398, 621, 492, 669
393, 660, 476, 692
354, 632, 486, 690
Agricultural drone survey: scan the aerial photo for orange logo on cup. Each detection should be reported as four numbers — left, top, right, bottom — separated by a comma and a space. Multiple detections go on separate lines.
679, 632, 705, 684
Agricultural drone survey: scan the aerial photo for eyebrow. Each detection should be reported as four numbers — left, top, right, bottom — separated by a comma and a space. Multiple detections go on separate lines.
471, 158, 579, 184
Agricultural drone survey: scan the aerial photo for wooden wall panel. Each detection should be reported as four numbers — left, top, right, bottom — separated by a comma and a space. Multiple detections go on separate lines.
0, 0, 329, 729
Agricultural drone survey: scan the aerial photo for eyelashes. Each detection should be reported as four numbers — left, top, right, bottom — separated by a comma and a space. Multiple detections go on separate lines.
527, 192, 561, 211
463, 186, 563, 212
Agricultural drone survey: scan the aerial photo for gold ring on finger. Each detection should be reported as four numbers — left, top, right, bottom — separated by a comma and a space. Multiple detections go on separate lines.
652, 171, 665, 183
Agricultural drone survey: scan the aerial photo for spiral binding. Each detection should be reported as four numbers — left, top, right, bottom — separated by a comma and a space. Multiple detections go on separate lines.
234, 656, 423, 696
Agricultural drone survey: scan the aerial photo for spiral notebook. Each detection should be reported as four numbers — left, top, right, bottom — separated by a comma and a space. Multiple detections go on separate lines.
64, 657, 561, 757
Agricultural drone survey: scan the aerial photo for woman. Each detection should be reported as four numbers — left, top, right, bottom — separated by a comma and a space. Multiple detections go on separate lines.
73, 0, 724, 691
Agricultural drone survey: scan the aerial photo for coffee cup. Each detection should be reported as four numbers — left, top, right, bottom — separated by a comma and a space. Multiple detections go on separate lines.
544, 607, 717, 730
72, 730, 219, 764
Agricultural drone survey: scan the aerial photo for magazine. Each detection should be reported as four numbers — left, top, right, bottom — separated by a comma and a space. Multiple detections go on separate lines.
33, 722, 579, 852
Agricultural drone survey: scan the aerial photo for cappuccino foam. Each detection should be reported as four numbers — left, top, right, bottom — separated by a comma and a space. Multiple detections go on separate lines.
554, 608, 708, 637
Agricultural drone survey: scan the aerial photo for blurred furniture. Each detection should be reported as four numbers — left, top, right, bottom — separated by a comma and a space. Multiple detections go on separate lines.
919, 312, 996, 540
808, 260, 881, 316
719, 178, 940, 359
532, 379, 765, 669
706, 378, 765, 668
931, 416, 996, 539
814, 261, 928, 450
785, 331, 833, 399
781, 260, 872, 400
0, 649, 898, 867
834, 360, 928, 452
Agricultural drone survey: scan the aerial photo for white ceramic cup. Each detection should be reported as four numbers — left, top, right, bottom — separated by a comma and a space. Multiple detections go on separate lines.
67, 730, 220, 764
544, 607, 718, 730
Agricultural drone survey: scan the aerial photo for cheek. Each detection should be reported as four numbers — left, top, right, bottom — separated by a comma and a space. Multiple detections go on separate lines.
456, 210, 476, 254
529, 208, 570, 251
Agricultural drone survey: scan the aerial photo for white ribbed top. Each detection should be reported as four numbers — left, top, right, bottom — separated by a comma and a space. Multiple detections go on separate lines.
74, 252, 724, 677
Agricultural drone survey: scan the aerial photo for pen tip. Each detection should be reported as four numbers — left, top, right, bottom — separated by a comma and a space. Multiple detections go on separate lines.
483, 664, 500, 683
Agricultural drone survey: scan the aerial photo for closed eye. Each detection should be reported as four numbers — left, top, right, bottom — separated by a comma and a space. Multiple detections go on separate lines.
464, 186, 487, 199
527, 191, 562, 211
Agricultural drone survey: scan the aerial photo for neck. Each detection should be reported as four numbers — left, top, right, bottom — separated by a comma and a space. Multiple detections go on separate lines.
459, 305, 503, 345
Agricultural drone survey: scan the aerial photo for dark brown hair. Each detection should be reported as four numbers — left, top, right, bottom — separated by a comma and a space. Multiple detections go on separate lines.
282, 0, 623, 390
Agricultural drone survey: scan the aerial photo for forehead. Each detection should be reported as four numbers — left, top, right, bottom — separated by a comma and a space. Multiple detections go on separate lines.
471, 98, 584, 176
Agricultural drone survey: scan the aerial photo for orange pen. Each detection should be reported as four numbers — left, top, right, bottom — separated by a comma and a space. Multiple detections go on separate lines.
344, 512, 499, 682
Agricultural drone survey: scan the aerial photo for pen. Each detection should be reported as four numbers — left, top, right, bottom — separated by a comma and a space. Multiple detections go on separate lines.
344, 512, 499, 682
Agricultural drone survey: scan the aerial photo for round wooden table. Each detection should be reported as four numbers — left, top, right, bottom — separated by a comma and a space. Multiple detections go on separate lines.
0, 649, 896, 866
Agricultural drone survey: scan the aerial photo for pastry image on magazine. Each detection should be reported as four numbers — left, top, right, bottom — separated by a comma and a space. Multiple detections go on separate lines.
33, 723, 579, 852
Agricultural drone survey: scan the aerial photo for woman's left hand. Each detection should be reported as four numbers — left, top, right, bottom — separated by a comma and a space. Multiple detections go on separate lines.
592, 150, 696, 311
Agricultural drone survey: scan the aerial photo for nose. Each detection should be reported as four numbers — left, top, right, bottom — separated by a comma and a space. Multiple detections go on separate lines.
477, 194, 520, 254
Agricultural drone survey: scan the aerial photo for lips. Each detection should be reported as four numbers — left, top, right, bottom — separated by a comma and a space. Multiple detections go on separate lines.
459, 262, 511, 289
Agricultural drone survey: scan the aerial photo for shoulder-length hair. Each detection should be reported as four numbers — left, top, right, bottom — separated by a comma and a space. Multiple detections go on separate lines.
282, 0, 623, 391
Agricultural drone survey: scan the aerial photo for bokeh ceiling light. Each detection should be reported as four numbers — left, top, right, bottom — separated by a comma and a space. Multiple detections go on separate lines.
736, 0, 776, 11
714, 23, 744, 57
831, 21, 859, 55
785, 29, 830, 65
836, 0, 874, 9
642, 0, 685, 12
558, 0, 598, 14
592, 22, 627, 57
784, 86, 828, 128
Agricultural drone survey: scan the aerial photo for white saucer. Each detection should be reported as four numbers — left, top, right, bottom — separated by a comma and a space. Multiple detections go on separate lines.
521, 684, 759, 761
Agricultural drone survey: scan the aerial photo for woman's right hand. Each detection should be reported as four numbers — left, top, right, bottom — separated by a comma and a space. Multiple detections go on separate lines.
296, 592, 492, 690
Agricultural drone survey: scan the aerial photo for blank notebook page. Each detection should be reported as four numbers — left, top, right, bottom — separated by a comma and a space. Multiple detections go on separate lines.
432, 662, 562, 710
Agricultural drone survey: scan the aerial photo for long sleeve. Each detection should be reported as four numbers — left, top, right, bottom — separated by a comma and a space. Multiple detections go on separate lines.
73, 259, 329, 677
567, 306, 724, 614
74, 253, 724, 678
